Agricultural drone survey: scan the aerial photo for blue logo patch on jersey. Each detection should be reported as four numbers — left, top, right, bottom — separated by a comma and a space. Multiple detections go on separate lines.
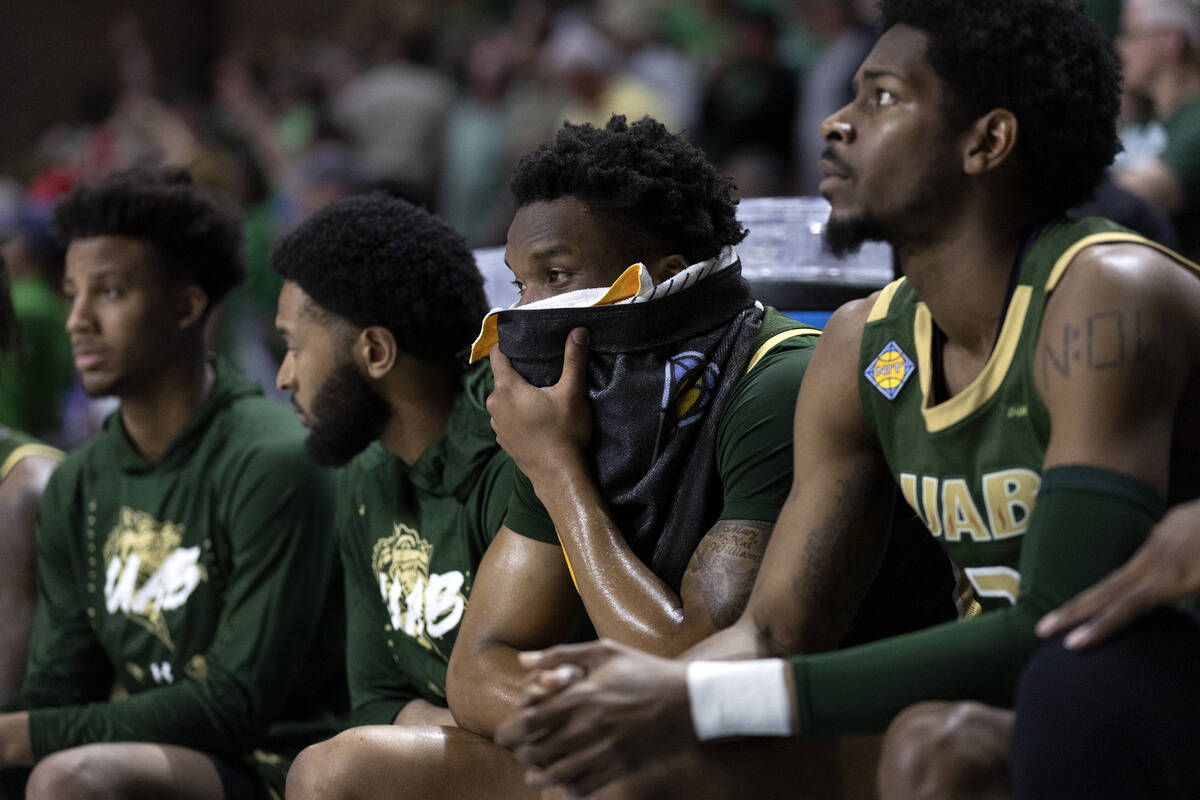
865, 340, 915, 400
662, 351, 719, 426
653, 350, 720, 458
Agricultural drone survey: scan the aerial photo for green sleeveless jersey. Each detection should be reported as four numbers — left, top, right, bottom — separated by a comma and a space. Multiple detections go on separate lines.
858, 217, 1196, 610
0, 427, 62, 480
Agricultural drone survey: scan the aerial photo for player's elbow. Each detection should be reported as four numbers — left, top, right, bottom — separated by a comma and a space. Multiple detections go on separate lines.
445, 639, 496, 736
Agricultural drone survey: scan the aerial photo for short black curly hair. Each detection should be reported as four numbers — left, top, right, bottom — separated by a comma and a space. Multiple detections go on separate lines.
53, 166, 245, 311
879, 0, 1122, 215
509, 115, 747, 265
271, 193, 487, 361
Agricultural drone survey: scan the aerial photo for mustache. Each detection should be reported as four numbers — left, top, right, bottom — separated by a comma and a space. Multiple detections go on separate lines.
819, 147, 853, 177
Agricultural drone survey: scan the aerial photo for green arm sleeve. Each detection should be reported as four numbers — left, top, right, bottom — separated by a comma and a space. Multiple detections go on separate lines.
337, 485, 421, 727
27, 442, 337, 760
715, 338, 813, 522
790, 466, 1164, 736
5, 468, 115, 713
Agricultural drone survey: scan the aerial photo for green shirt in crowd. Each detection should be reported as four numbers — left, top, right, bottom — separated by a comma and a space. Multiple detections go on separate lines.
0, 277, 73, 439
1160, 93, 1200, 264
337, 360, 513, 726
6, 356, 346, 795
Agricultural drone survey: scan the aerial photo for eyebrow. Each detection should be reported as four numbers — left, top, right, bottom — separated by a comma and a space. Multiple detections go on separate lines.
65, 267, 132, 287
861, 68, 903, 83
528, 243, 573, 261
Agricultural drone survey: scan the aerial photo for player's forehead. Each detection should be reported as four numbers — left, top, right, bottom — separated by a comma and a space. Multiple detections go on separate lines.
855, 24, 937, 92
276, 280, 337, 334
64, 236, 157, 284
505, 198, 619, 273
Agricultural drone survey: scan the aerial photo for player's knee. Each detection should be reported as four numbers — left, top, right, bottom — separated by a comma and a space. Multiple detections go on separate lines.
27, 747, 121, 800
877, 701, 1012, 800
286, 737, 354, 800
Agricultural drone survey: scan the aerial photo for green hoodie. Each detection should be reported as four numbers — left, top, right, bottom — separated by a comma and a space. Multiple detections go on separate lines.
338, 360, 514, 725
11, 356, 346, 794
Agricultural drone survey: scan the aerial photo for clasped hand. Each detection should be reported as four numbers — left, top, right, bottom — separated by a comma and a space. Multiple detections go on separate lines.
494, 640, 692, 798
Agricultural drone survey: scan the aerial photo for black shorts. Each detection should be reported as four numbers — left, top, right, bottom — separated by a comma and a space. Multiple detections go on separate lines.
210, 755, 271, 800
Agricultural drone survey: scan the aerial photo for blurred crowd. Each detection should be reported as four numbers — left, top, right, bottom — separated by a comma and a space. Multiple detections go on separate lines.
0, 0, 892, 448
0, 0, 1168, 452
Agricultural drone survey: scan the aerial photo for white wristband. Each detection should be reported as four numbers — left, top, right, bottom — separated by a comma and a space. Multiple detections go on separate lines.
686, 659, 795, 741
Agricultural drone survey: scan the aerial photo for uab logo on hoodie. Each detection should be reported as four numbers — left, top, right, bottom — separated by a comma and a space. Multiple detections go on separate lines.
372, 522, 466, 660
103, 507, 207, 650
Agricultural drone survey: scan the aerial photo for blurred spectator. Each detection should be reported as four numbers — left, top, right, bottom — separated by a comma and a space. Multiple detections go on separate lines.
598, 0, 703, 132
0, 188, 73, 443
542, 12, 677, 130
793, 0, 877, 194
332, 28, 454, 208
1114, 0, 1200, 262
440, 30, 523, 247
700, 8, 798, 182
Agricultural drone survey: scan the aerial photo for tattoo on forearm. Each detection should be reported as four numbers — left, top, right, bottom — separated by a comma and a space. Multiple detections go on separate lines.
1042, 308, 1166, 381
794, 475, 878, 617
686, 521, 769, 629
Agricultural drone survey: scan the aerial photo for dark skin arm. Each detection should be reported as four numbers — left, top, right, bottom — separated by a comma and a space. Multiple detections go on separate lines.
486, 329, 778, 657
445, 526, 585, 737
493, 298, 895, 792
1035, 244, 1200, 646
687, 296, 894, 662
0, 454, 59, 704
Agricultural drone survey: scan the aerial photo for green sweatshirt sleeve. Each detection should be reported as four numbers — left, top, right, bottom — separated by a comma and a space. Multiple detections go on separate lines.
336, 486, 420, 727
8, 466, 115, 713
790, 466, 1164, 736
26, 440, 337, 760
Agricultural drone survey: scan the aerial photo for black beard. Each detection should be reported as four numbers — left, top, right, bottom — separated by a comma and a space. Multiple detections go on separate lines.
303, 358, 392, 466
824, 213, 890, 257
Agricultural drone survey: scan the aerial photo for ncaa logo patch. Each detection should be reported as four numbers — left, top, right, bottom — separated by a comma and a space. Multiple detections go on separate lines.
865, 340, 914, 400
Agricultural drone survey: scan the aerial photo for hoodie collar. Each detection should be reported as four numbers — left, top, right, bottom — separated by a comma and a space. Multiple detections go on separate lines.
107, 355, 261, 474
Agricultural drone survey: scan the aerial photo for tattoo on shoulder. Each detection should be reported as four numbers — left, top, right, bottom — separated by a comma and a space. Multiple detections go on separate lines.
1041, 307, 1167, 382
685, 520, 770, 630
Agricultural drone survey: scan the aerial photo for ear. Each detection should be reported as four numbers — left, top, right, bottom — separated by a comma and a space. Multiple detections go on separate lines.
177, 285, 209, 331
356, 325, 399, 380
645, 253, 689, 284
962, 109, 1019, 176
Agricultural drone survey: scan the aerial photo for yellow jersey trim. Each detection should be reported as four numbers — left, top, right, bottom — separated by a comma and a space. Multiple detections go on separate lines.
0, 443, 64, 481
916, 286, 1033, 433
556, 532, 581, 594
745, 328, 819, 375
867, 278, 906, 323
1045, 232, 1200, 291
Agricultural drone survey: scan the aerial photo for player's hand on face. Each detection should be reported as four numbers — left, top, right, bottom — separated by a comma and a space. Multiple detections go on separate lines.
1037, 497, 1200, 648
487, 327, 593, 482
494, 639, 691, 798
